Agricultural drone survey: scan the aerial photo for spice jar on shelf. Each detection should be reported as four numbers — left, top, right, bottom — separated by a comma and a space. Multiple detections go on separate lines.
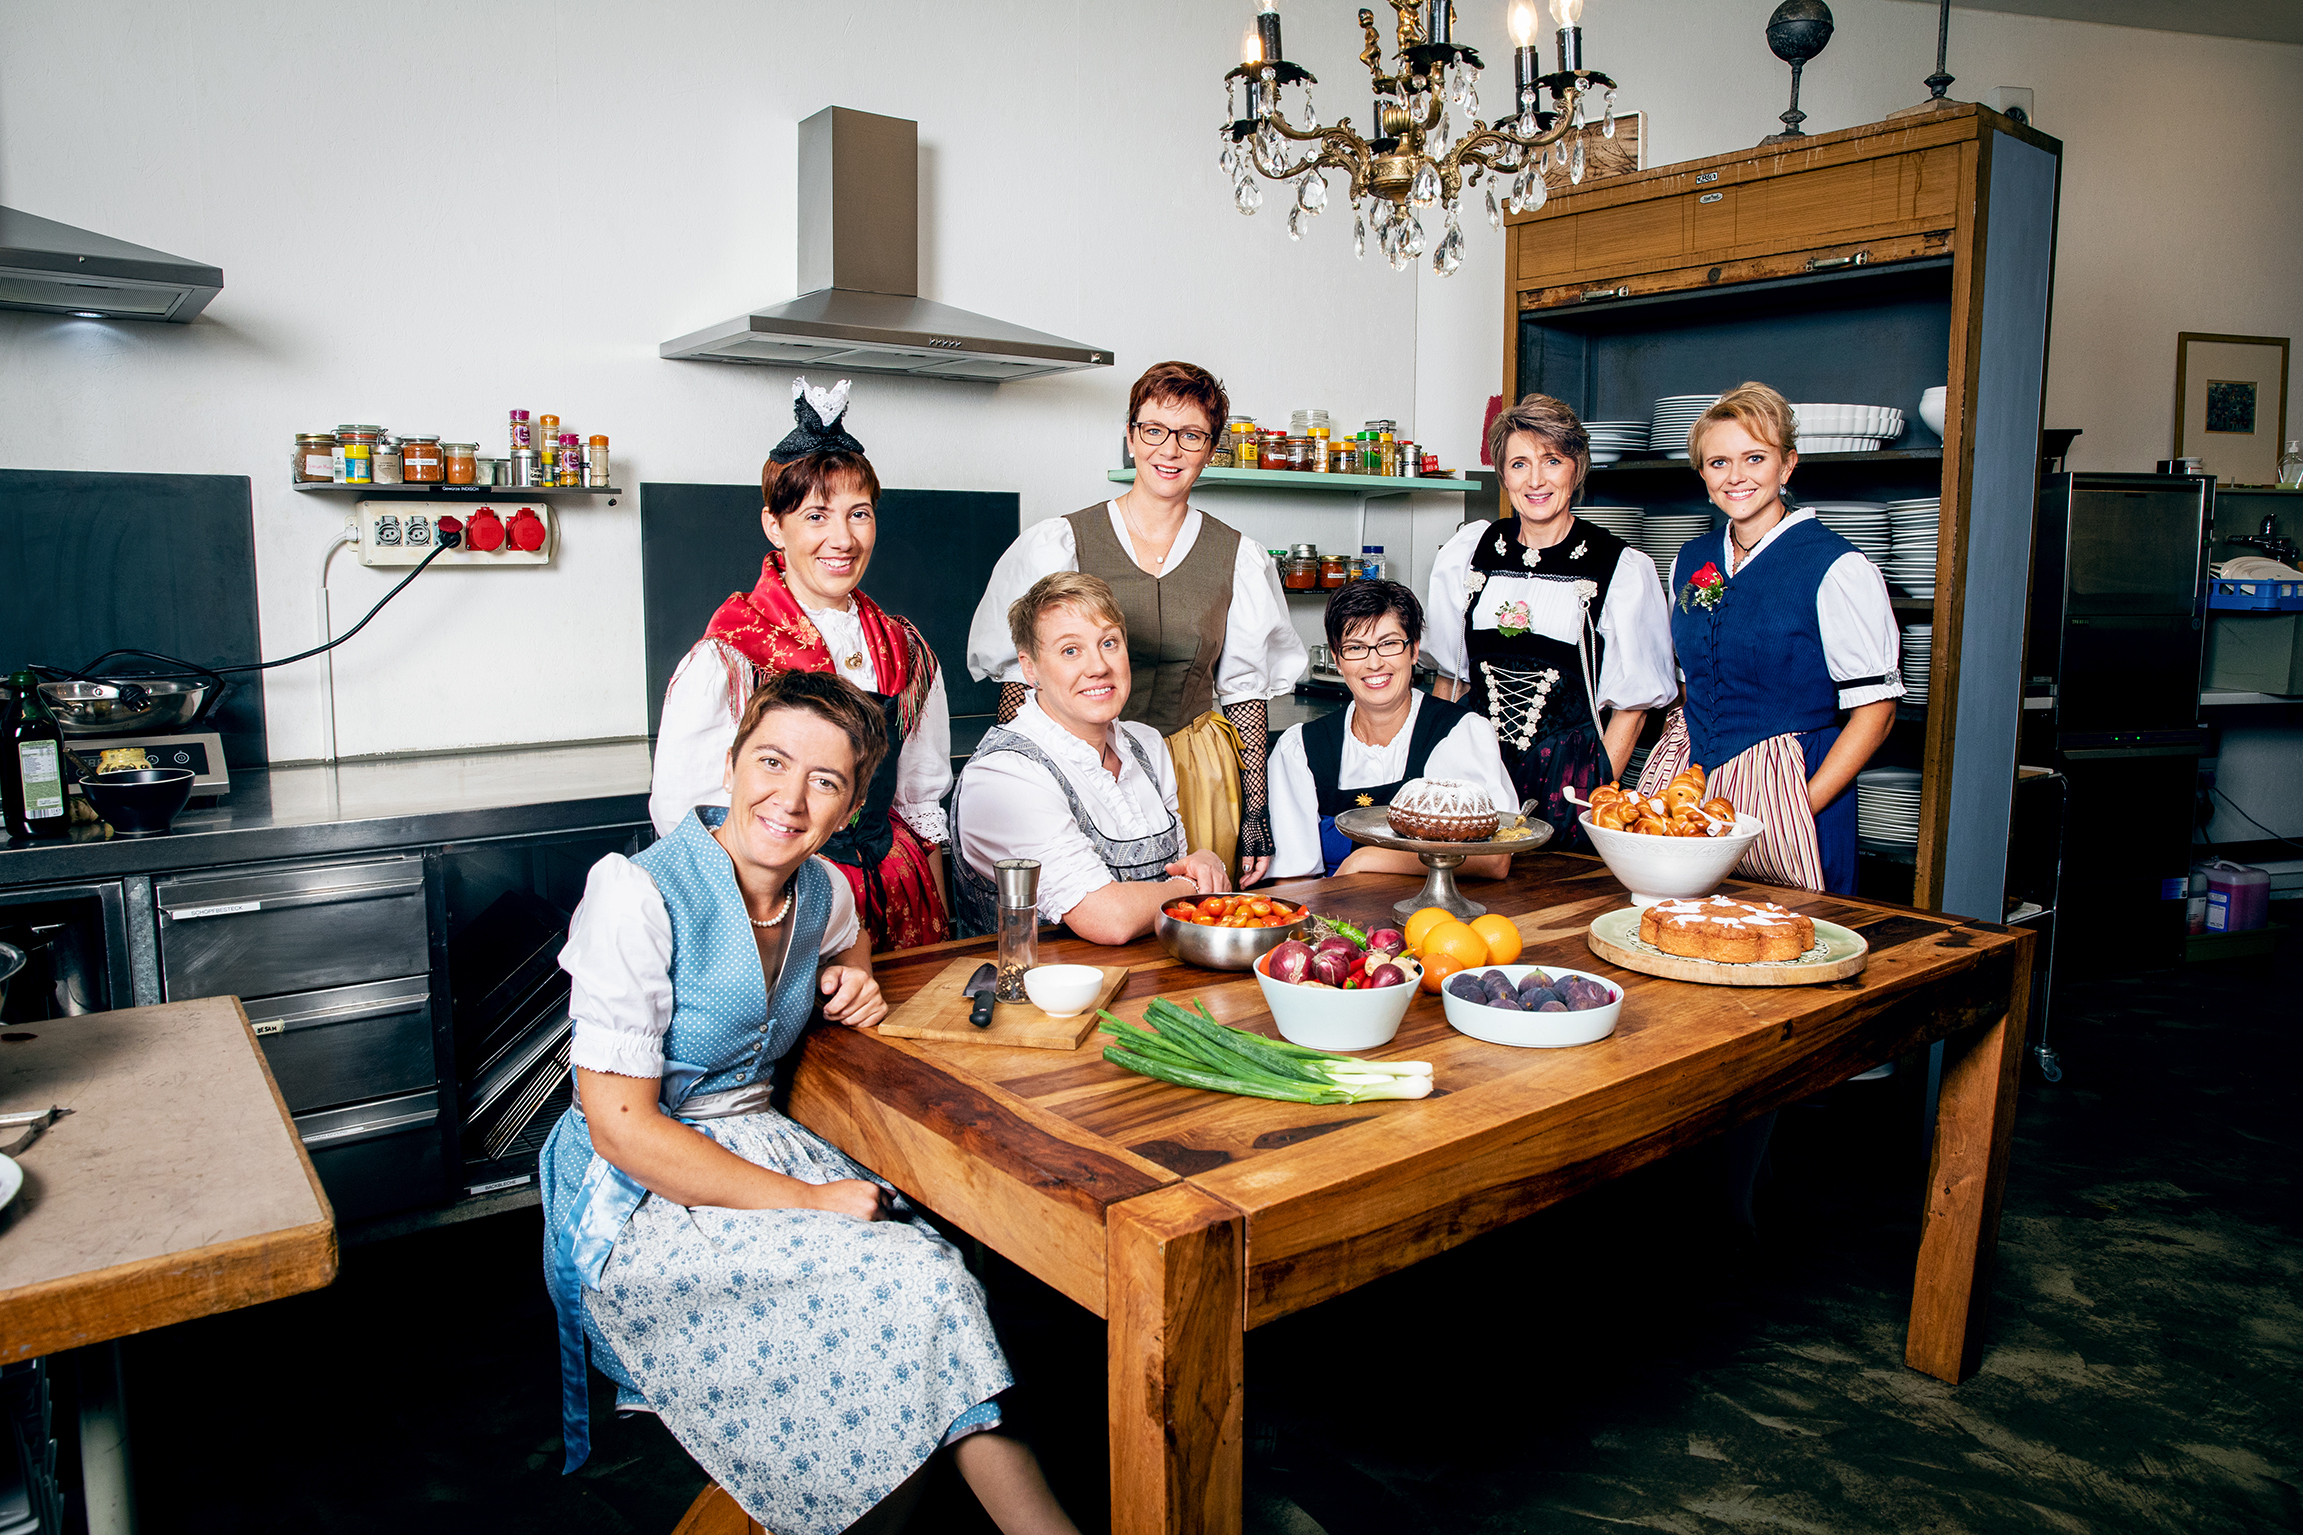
1360, 546, 1388, 581
1283, 543, 1321, 592
294, 433, 337, 484
584, 434, 610, 487
372, 436, 404, 485
1333, 439, 1359, 475
335, 424, 380, 484
1309, 426, 1331, 473
556, 434, 582, 486
1236, 429, 1261, 470
443, 442, 479, 485
508, 410, 533, 454
1320, 552, 1353, 589
401, 435, 443, 483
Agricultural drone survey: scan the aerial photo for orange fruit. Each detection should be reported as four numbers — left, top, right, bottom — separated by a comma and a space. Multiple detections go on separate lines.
1422, 921, 1491, 976
1470, 914, 1524, 967
1419, 954, 1462, 994
1403, 906, 1454, 954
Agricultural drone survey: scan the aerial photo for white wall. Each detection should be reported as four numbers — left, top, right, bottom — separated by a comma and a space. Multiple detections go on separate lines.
4, 1, 2298, 763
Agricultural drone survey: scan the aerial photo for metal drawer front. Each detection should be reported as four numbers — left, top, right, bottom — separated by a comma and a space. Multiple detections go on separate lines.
244, 979, 436, 1114
156, 855, 428, 1001
293, 1088, 446, 1224
293, 1087, 439, 1149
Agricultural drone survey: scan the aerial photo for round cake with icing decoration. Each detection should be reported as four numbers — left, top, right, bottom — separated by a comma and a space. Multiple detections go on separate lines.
1639, 895, 1815, 963
1386, 778, 1499, 842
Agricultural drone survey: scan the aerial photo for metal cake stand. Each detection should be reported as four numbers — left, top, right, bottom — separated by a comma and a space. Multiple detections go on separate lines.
1331, 805, 1555, 920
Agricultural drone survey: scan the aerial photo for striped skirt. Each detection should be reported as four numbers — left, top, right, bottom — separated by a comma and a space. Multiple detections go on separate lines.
1636, 711, 1832, 893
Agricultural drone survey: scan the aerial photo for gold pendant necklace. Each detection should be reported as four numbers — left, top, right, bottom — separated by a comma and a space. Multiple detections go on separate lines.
843, 651, 866, 672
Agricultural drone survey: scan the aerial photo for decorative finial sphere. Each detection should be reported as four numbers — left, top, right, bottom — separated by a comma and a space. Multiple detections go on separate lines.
1765, 0, 1835, 66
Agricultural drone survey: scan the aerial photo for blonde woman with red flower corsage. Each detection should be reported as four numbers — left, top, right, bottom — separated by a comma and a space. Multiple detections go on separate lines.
1643, 381, 1902, 896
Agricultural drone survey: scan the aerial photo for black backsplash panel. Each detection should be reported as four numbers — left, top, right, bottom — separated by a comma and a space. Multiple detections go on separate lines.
639, 483, 1018, 735
0, 469, 267, 767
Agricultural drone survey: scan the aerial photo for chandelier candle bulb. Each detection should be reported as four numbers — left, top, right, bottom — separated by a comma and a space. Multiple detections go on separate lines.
1256, 0, 1283, 69
1428, 0, 1453, 45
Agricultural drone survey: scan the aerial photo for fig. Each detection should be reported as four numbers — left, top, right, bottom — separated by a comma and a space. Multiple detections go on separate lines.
1267, 940, 1314, 985
1521, 986, 1560, 1009
1537, 999, 1569, 1012
1368, 964, 1406, 989
1446, 973, 1487, 1001
1521, 968, 1555, 990
1490, 995, 1525, 1011
1310, 949, 1353, 987
1366, 928, 1406, 957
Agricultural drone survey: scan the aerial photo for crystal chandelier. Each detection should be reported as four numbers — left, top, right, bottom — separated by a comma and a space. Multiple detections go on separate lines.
1219, 0, 1620, 275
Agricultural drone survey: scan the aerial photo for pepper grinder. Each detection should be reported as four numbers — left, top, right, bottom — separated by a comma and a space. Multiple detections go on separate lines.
994, 859, 1041, 1002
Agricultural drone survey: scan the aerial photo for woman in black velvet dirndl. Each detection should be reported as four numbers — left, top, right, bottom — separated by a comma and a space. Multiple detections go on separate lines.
1423, 395, 1678, 850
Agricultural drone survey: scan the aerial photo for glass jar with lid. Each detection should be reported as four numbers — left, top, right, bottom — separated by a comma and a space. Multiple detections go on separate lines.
1319, 552, 1353, 589
443, 442, 479, 485
335, 424, 381, 484
1309, 426, 1331, 473
585, 434, 611, 487
294, 433, 337, 484
372, 437, 404, 485
1283, 543, 1321, 591
401, 435, 443, 483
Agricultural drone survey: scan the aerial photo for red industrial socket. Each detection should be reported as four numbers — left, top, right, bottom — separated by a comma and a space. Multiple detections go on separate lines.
506, 508, 547, 553
464, 508, 506, 552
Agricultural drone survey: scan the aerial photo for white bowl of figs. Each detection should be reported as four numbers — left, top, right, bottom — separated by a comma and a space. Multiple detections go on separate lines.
1252, 925, 1422, 1052
1440, 964, 1622, 1048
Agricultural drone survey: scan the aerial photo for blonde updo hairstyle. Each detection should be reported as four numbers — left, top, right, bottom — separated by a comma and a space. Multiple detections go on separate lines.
1687, 382, 1799, 463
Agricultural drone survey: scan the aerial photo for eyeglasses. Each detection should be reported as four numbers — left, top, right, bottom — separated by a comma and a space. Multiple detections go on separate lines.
1335, 637, 1411, 661
1130, 422, 1214, 451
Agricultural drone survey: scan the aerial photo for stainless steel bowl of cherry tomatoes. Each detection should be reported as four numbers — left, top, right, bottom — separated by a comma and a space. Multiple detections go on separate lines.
1153, 893, 1309, 971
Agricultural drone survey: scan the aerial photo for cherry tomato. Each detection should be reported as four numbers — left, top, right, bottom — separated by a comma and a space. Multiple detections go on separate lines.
1196, 897, 1227, 919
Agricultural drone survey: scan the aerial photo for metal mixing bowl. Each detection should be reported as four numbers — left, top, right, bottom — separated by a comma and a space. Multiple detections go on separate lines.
1153, 896, 1310, 971
39, 679, 214, 736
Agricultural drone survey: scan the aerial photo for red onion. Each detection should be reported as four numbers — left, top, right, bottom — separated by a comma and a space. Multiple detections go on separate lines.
1366, 928, 1406, 957
1267, 940, 1314, 985
1310, 949, 1352, 987
1367, 964, 1406, 989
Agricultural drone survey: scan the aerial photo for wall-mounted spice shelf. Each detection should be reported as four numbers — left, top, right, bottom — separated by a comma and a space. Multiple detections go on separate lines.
292, 483, 621, 499
1106, 468, 1481, 495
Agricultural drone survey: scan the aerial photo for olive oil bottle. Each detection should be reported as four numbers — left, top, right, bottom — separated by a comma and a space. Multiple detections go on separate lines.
3, 668, 71, 841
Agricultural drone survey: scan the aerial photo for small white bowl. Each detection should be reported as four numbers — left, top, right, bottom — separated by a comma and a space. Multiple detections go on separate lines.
1251, 952, 1421, 1052
1023, 963, 1108, 1018
1441, 964, 1623, 1048
1582, 811, 1769, 906
1919, 386, 1948, 439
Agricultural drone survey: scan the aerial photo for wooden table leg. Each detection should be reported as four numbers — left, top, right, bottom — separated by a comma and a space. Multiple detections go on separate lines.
1106, 1185, 1245, 1535
1905, 960, 2030, 1383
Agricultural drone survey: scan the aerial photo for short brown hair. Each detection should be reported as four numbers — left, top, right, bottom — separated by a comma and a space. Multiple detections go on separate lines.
1324, 579, 1423, 650
1484, 394, 1591, 503
731, 669, 888, 808
762, 448, 881, 514
1688, 382, 1796, 461
1008, 571, 1128, 660
1127, 361, 1229, 436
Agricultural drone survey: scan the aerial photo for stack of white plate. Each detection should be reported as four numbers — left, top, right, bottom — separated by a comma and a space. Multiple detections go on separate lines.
1806, 502, 1892, 568
1857, 766, 1923, 847
1788, 403, 1905, 455
1884, 499, 1942, 598
1640, 511, 1718, 590
1648, 395, 1720, 460
1584, 420, 1650, 465
1900, 623, 1933, 707
1576, 505, 1645, 543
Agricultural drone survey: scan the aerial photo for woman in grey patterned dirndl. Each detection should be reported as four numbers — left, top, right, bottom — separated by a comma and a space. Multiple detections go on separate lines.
541, 671, 1079, 1534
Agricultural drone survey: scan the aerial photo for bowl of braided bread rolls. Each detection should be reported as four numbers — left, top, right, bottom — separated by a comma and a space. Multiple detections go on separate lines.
1579, 766, 1768, 906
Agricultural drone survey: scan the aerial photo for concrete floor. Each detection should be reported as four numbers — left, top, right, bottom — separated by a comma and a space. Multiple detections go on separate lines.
117, 928, 2298, 1534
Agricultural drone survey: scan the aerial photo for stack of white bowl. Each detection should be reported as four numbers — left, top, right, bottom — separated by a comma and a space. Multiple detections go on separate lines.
1883, 500, 1942, 598
1640, 512, 1719, 591
1648, 395, 1720, 460
1788, 403, 1905, 454
1806, 502, 1892, 569
1584, 420, 1650, 464
1857, 766, 1923, 847
1900, 623, 1932, 707
1577, 504, 1645, 544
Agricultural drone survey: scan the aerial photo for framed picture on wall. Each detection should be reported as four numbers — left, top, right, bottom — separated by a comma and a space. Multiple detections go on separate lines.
2174, 332, 2289, 485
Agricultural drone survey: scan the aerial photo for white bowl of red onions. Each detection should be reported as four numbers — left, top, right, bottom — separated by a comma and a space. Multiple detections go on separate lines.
1251, 927, 1422, 1052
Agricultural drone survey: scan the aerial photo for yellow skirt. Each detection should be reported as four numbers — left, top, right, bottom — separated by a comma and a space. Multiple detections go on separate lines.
1163, 710, 1243, 880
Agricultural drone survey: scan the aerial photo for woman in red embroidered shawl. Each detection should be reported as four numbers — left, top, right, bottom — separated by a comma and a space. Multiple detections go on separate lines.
649, 379, 951, 949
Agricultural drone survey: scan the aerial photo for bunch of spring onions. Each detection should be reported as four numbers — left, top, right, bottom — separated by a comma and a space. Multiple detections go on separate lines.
1098, 998, 1433, 1103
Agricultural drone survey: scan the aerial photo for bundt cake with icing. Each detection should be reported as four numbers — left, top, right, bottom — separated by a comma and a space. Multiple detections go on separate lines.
1386, 778, 1499, 842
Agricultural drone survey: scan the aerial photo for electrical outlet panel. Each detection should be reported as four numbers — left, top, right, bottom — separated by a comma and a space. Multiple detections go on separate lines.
355, 501, 555, 566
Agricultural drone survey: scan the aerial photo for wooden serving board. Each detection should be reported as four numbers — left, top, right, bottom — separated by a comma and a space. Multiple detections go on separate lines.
875, 957, 1129, 1050
1585, 907, 1868, 986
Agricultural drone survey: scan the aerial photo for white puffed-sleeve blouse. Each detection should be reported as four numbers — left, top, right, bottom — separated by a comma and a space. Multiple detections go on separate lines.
964, 503, 1307, 705
561, 852, 861, 1081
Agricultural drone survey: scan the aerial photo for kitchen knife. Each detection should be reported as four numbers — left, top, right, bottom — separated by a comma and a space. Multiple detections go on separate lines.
961, 962, 999, 1028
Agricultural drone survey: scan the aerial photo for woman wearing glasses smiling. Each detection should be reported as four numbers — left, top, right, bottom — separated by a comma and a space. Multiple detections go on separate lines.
1268, 581, 1519, 881
968, 362, 1305, 890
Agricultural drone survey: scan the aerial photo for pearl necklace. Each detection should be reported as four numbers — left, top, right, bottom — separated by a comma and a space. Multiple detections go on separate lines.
747, 889, 794, 930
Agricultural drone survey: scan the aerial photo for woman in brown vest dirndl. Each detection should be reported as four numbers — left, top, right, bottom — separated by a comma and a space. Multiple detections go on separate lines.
966, 362, 1307, 895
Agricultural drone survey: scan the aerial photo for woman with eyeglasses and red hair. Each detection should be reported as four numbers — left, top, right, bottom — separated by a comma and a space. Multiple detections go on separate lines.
967, 361, 1306, 896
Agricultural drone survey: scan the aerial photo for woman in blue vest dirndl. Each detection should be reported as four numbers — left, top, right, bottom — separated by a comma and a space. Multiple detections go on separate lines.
1637, 382, 1903, 897
1426, 395, 1679, 851
541, 670, 1081, 1535
1268, 580, 1520, 881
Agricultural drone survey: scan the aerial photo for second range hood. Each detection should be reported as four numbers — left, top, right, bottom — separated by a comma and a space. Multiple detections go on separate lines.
662, 107, 1110, 383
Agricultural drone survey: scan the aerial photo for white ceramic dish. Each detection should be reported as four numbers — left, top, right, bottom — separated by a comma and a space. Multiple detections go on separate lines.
1251, 951, 1421, 1052
1023, 963, 1111, 1018
1441, 964, 1623, 1047
1581, 811, 1768, 906
1795, 435, 1894, 454
0, 1152, 19, 1214
1918, 386, 1948, 438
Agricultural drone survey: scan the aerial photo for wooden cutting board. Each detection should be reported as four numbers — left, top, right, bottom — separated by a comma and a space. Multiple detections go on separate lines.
875, 957, 1129, 1050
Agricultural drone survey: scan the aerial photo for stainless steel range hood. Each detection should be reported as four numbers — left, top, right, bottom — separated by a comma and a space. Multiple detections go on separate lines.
0, 206, 222, 322
661, 107, 1109, 382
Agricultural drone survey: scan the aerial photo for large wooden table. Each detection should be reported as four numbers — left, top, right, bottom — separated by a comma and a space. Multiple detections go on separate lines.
785, 859, 2031, 1535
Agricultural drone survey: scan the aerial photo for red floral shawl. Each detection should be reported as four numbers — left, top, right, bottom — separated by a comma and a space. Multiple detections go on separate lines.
703, 554, 937, 733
